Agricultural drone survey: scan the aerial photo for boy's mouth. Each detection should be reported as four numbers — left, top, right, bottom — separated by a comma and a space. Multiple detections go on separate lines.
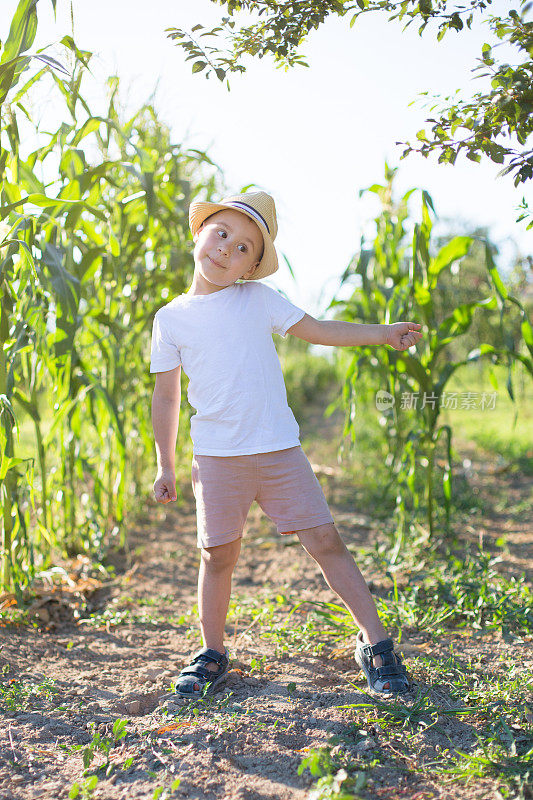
208, 255, 226, 269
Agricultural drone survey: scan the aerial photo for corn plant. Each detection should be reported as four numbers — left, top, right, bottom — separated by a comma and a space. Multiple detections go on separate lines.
0, 0, 221, 593
329, 164, 533, 558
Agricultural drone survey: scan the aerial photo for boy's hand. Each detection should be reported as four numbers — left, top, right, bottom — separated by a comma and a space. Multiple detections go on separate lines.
385, 322, 423, 351
153, 470, 178, 503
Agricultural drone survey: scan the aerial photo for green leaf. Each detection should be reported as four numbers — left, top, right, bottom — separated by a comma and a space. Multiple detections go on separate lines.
71, 116, 101, 145
414, 282, 431, 306
109, 231, 120, 257
192, 61, 206, 73
0, 0, 37, 65
112, 718, 127, 739
422, 190, 436, 216
394, 353, 431, 391
23, 193, 106, 221
429, 236, 471, 283
485, 242, 508, 299
0, 0, 39, 104
432, 296, 497, 355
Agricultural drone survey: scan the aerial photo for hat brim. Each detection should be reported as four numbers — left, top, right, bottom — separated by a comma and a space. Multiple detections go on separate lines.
189, 201, 278, 280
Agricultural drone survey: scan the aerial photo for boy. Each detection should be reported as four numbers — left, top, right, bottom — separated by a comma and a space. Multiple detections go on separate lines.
150, 190, 422, 699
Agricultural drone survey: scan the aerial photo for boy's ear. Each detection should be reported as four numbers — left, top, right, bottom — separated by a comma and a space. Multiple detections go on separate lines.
244, 262, 260, 278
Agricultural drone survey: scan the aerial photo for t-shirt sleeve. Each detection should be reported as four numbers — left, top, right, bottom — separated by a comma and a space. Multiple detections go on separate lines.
150, 309, 182, 373
262, 284, 306, 338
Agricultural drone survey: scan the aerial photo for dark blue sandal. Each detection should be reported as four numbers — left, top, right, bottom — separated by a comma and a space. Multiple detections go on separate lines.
174, 646, 230, 699
354, 632, 410, 695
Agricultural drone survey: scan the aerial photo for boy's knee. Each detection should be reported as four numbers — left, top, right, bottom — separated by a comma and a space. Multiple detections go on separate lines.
201, 537, 241, 569
298, 523, 345, 559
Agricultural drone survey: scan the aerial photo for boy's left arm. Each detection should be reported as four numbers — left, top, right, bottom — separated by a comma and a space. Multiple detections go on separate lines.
286, 314, 423, 351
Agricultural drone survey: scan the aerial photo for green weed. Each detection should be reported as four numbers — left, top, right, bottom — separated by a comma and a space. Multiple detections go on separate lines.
78, 606, 153, 628
436, 732, 533, 797
299, 746, 336, 778
308, 769, 365, 800
249, 654, 268, 674
68, 775, 99, 800
376, 550, 533, 637
340, 690, 496, 730
68, 718, 129, 777
162, 690, 237, 728
152, 778, 181, 800
79, 597, 194, 629
225, 591, 334, 655
0, 668, 58, 711
298, 747, 370, 800
136, 594, 175, 607
418, 651, 533, 710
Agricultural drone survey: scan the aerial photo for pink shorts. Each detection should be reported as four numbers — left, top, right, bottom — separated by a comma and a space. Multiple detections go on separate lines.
191, 445, 334, 549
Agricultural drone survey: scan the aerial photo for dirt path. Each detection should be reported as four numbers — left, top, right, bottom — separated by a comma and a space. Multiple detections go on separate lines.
0, 404, 531, 800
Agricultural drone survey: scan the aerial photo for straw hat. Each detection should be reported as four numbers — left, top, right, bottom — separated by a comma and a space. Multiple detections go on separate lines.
188, 190, 278, 280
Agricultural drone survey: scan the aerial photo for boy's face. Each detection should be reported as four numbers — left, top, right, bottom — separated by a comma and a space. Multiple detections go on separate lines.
192, 209, 264, 289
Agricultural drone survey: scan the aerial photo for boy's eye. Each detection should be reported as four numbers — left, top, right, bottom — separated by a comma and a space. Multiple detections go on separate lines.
216, 229, 246, 253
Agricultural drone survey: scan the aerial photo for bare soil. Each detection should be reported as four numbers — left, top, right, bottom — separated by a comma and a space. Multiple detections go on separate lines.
0, 403, 531, 800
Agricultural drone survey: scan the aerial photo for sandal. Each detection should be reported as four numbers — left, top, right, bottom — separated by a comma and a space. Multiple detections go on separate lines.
174, 646, 230, 699
354, 631, 410, 695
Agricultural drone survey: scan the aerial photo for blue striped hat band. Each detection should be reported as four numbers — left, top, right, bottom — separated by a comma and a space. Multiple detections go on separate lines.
224, 201, 270, 235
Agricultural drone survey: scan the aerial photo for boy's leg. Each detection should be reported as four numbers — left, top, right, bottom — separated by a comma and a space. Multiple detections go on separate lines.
198, 537, 241, 670
296, 522, 390, 674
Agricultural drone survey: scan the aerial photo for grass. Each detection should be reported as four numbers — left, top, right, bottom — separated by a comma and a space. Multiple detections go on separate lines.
5, 358, 532, 799
297, 650, 533, 799
5, 570, 531, 799
224, 591, 350, 657
155, 553, 532, 792
65, 719, 184, 800
374, 549, 533, 638
300, 361, 533, 526
440, 362, 533, 472
0, 666, 59, 712
0, 588, 194, 630
220, 541, 533, 658
194, 544, 532, 800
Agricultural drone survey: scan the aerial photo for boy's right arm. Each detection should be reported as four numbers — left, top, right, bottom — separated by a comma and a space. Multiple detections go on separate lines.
152, 365, 181, 503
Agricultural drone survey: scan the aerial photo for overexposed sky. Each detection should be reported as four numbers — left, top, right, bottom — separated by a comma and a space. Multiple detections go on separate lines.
6, 0, 532, 315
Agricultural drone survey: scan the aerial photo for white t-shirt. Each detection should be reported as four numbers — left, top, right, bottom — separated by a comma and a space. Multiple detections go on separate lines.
150, 281, 306, 456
